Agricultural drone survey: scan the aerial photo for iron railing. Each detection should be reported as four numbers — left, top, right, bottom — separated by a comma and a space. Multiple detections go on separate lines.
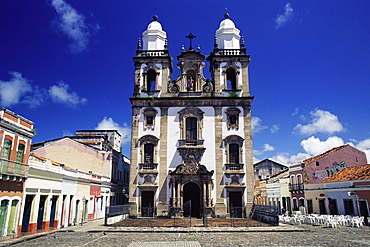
250, 204, 279, 226
288, 183, 305, 192
225, 163, 244, 171
178, 139, 204, 146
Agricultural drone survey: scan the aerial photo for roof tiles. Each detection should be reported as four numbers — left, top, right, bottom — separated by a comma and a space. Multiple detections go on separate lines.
322, 164, 370, 182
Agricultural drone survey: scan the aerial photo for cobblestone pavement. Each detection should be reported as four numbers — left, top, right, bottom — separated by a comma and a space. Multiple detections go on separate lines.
5, 224, 370, 247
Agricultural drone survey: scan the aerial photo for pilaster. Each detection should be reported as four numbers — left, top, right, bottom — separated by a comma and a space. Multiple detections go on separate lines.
243, 105, 254, 215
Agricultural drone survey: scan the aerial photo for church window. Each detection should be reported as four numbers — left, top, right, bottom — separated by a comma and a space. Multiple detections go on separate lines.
187, 70, 196, 91
186, 117, 197, 140
146, 69, 157, 91
225, 107, 240, 130
142, 107, 158, 129
139, 135, 159, 165
144, 143, 154, 164
229, 144, 239, 164
224, 135, 244, 166
226, 68, 237, 90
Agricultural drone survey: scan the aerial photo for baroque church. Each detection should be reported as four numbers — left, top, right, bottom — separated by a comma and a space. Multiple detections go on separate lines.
128, 13, 254, 218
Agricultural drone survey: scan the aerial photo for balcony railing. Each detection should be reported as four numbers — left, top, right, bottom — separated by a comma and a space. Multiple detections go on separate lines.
212, 48, 247, 56
178, 139, 204, 147
136, 50, 169, 57
225, 163, 244, 171
138, 163, 158, 175
0, 158, 29, 177
288, 183, 305, 192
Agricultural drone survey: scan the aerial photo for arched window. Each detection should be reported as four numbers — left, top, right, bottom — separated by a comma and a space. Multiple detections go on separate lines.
16, 144, 25, 163
146, 69, 157, 91
187, 70, 196, 91
226, 68, 237, 90
229, 144, 239, 164
144, 143, 154, 164
1, 139, 12, 160
186, 117, 197, 140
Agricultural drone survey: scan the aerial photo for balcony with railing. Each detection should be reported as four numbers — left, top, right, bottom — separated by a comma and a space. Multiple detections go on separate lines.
212, 48, 247, 56
0, 158, 29, 179
288, 183, 305, 192
138, 163, 158, 174
225, 163, 245, 174
178, 139, 204, 147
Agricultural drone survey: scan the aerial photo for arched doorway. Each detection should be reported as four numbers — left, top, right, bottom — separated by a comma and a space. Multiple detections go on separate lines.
183, 182, 201, 218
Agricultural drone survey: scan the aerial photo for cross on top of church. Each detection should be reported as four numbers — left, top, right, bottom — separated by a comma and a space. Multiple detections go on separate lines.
185, 33, 196, 50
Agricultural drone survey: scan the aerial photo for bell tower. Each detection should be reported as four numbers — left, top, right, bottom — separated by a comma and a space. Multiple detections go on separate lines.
133, 15, 172, 98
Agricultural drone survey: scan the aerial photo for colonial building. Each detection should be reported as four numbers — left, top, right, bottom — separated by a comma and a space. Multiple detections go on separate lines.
0, 108, 34, 238
129, 14, 254, 218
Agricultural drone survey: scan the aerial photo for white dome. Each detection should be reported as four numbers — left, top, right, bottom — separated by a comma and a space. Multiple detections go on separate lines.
219, 18, 236, 29
147, 21, 163, 31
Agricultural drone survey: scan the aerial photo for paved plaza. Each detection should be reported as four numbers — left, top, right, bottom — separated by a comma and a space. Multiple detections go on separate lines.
1, 219, 369, 247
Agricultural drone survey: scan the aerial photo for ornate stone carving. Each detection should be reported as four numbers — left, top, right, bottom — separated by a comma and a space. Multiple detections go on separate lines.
203, 79, 213, 93
167, 80, 180, 93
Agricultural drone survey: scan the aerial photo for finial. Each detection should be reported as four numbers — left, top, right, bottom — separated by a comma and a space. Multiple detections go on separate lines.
137, 38, 142, 50
197, 44, 200, 51
153, 7, 158, 21
224, 5, 229, 19
181, 45, 185, 52
214, 37, 218, 49
164, 39, 168, 50
241, 36, 245, 48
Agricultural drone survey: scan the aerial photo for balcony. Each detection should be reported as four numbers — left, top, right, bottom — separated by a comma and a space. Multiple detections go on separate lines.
288, 183, 305, 192
138, 163, 158, 174
212, 48, 247, 56
225, 163, 245, 174
178, 139, 204, 147
136, 50, 169, 57
0, 158, 29, 179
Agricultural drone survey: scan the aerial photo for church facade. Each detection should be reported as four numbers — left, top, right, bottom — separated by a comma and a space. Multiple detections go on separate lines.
129, 14, 254, 218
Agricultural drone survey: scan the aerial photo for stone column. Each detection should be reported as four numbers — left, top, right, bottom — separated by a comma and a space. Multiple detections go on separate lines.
157, 107, 169, 216
214, 106, 227, 217
243, 105, 254, 216
128, 106, 141, 217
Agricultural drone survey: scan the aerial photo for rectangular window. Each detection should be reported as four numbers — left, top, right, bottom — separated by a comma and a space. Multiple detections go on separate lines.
144, 144, 154, 164
146, 116, 153, 125
186, 117, 197, 140
229, 144, 239, 164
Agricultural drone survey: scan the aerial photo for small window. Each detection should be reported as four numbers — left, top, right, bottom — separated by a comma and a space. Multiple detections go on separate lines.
316, 161, 320, 166
146, 116, 153, 125
225, 107, 240, 130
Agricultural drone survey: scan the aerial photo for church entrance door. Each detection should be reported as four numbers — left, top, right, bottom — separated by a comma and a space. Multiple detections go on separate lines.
229, 191, 243, 218
183, 182, 201, 218
141, 191, 154, 217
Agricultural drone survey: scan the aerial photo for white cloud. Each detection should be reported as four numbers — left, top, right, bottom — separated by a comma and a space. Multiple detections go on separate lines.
252, 116, 268, 133
48, 81, 87, 107
253, 143, 275, 156
355, 138, 370, 163
275, 2, 293, 29
270, 124, 280, 133
95, 117, 131, 145
300, 136, 345, 156
294, 109, 344, 135
0, 72, 32, 107
51, 0, 90, 53
270, 152, 311, 166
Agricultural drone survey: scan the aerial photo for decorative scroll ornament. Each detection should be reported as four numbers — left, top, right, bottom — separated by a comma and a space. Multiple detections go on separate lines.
203, 79, 213, 93
168, 80, 180, 93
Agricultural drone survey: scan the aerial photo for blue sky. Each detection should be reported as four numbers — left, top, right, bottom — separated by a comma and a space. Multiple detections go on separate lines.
1, 0, 369, 164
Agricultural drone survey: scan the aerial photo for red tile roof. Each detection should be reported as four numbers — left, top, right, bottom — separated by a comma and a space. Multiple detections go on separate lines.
322, 164, 370, 182
303, 144, 349, 164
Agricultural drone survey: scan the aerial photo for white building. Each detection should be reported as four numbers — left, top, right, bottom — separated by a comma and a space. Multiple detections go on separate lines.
129, 14, 254, 218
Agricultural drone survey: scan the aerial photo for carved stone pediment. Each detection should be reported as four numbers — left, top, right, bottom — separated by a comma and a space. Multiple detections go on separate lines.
177, 146, 205, 164
170, 163, 214, 176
